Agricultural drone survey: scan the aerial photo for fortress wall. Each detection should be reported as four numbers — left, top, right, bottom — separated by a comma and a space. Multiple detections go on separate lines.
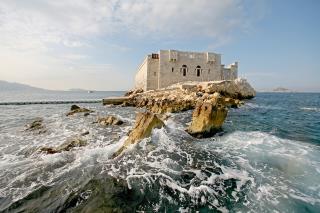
135, 56, 149, 90
146, 57, 160, 90
158, 50, 222, 88
222, 62, 238, 80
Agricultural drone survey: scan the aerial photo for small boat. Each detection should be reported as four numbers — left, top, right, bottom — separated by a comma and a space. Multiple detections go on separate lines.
87, 91, 94, 93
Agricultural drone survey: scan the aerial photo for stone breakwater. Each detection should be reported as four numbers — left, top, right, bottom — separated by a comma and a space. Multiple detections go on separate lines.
106, 78, 256, 156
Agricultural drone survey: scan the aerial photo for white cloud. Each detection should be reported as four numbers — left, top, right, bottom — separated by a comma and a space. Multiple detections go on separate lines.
0, 0, 262, 50
0, 0, 265, 89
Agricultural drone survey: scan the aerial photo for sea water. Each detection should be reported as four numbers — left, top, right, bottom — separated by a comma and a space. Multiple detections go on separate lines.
0, 91, 319, 212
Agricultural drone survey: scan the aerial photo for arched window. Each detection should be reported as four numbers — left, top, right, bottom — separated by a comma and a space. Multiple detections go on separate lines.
182, 65, 187, 76
196, 65, 201, 77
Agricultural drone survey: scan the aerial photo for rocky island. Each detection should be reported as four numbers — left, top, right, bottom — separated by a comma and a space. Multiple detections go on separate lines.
103, 78, 256, 157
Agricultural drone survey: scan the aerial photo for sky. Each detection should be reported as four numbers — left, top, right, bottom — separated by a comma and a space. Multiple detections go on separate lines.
0, 0, 319, 91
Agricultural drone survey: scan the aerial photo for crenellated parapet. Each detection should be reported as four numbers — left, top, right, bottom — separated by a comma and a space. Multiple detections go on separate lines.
221, 62, 238, 80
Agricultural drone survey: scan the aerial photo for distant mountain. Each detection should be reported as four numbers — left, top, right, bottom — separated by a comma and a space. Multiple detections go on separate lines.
68, 88, 96, 92
272, 87, 292, 92
0, 80, 47, 91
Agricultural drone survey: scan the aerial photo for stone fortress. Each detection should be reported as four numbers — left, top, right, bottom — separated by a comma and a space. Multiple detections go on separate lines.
135, 50, 238, 90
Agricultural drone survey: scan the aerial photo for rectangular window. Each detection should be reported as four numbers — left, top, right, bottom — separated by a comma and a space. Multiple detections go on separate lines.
154, 72, 157, 76
172, 67, 174, 72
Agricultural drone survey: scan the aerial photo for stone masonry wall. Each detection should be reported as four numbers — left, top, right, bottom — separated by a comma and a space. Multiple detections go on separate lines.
158, 50, 222, 89
135, 56, 148, 90
135, 50, 238, 90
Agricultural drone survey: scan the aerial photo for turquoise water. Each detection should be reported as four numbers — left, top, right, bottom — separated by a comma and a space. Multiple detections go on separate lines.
0, 92, 319, 212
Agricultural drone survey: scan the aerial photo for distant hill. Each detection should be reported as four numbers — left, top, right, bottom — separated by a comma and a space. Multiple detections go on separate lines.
68, 88, 97, 92
272, 87, 292, 92
0, 80, 47, 91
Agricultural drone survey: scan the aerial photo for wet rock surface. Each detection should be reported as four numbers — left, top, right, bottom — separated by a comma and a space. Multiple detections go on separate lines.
40, 138, 87, 154
95, 115, 124, 126
121, 78, 255, 115
66, 105, 94, 116
113, 111, 164, 157
187, 101, 228, 138
25, 118, 47, 134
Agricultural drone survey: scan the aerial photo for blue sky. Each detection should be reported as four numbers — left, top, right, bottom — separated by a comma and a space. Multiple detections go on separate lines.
0, 0, 319, 91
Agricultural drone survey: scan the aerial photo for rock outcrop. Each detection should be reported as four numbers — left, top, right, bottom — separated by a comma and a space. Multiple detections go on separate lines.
200, 78, 256, 99
113, 112, 164, 157
40, 138, 87, 154
102, 78, 255, 140
25, 118, 47, 134
187, 101, 228, 138
124, 88, 144, 96
95, 115, 124, 126
66, 105, 94, 116
118, 78, 255, 115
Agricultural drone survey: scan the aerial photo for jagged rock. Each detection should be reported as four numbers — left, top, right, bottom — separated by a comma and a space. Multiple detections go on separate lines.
113, 112, 164, 157
202, 78, 256, 99
224, 97, 241, 108
96, 115, 124, 126
103, 97, 130, 105
148, 99, 194, 114
40, 138, 87, 154
124, 88, 144, 96
66, 105, 94, 116
25, 118, 46, 134
187, 101, 228, 138
234, 78, 256, 98
70, 104, 80, 111
120, 79, 255, 115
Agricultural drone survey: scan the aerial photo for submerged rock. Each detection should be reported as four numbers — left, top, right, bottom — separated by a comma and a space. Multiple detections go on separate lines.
80, 130, 90, 136
96, 115, 124, 126
70, 104, 80, 111
25, 118, 46, 134
113, 112, 164, 157
40, 138, 87, 154
66, 105, 94, 116
187, 101, 228, 138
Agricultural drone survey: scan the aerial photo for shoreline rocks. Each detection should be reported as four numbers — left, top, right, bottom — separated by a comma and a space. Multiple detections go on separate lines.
95, 115, 124, 126
25, 118, 47, 134
102, 78, 255, 142
40, 138, 87, 154
187, 101, 228, 138
66, 105, 94, 116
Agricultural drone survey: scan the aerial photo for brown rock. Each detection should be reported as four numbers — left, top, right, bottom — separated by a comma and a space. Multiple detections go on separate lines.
96, 116, 124, 126
66, 105, 94, 116
124, 88, 144, 97
187, 101, 228, 138
25, 118, 47, 134
80, 131, 90, 136
40, 138, 87, 154
113, 112, 164, 157
70, 105, 81, 111
224, 97, 240, 108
